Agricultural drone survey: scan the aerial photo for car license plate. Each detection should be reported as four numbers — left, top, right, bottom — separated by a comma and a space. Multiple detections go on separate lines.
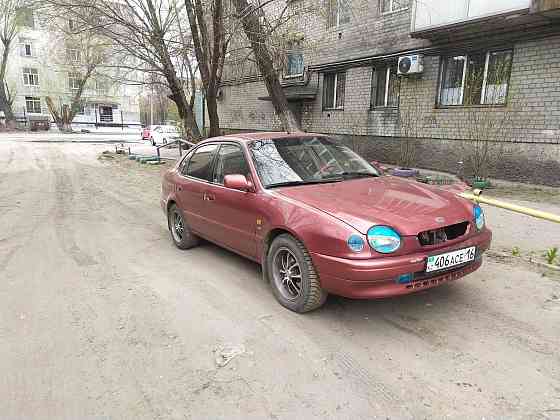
426, 247, 476, 273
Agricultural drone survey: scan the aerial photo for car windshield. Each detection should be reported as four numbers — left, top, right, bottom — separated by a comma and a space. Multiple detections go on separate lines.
249, 136, 379, 188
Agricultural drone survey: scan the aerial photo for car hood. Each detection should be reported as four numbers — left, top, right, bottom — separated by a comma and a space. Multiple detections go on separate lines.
275, 177, 473, 236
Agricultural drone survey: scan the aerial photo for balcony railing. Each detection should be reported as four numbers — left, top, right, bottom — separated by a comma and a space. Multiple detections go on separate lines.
412, 0, 531, 32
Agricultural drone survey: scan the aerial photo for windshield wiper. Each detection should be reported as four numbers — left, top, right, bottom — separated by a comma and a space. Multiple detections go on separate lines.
325, 171, 379, 179
266, 178, 343, 189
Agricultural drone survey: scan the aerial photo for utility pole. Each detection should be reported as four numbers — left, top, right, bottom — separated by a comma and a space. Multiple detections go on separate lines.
150, 85, 154, 126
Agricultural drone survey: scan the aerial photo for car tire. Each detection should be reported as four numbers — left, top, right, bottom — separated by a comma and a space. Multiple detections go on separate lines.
168, 204, 199, 249
150, 137, 155, 146
267, 234, 327, 313
163, 138, 167, 145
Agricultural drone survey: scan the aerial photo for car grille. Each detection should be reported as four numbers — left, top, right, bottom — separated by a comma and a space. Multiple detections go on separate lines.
418, 221, 469, 246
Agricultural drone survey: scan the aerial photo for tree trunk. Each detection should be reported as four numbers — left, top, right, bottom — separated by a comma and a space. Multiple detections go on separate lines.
0, 44, 16, 128
184, 0, 223, 138
162, 59, 201, 140
232, 0, 301, 133
206, 92, 220, 137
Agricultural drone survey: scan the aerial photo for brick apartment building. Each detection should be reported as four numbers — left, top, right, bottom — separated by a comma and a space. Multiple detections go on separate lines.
1, 10, 141, 131
217, 0, 560, 186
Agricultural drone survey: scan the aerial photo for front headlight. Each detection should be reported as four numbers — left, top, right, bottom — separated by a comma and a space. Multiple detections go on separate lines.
367, 225, 401, 254
474, 205, 485, 230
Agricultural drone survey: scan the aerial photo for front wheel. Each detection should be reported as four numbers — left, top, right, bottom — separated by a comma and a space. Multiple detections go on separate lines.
267, 234, 327, 313
168, 204, 199, 249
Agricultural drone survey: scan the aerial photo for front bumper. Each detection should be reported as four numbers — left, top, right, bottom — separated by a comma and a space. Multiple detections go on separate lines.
312, 229, 492, 299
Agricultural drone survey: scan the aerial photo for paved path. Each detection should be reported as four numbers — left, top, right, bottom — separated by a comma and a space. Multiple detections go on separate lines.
1, 140, 559, 419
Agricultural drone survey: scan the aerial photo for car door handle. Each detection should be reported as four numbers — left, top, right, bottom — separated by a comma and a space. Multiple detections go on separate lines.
203, 193, 215, 201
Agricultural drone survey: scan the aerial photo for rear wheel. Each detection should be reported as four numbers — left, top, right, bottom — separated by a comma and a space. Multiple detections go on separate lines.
150, 137, 155, 146
168, 204, 199, 249
267, 234, 327, 313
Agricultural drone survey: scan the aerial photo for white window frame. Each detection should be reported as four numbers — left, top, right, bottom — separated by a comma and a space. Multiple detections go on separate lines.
24, 43, 32, 57
438, 49, 512, 107
328, 0, 350, 28
323, 72, 345, 110
25, 96, 41, 114
335, 0, 344, 26
23, 68, 39, 86
371, 65, 399, 108
382, 0, 409, 14
285, 49, 304, 79
69, 73, 81, 90
67, 48, 81, 62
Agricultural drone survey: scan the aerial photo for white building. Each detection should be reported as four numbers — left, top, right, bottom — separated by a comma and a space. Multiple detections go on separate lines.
4, 9, 141, 131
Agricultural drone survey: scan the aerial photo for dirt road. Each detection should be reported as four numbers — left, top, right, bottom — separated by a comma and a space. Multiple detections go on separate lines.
1, 140, 559, 419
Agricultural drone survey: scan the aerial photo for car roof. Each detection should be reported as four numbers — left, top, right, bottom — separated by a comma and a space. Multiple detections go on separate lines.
199, 131, 324, 144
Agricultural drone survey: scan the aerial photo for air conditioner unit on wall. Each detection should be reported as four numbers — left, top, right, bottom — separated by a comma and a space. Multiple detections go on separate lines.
398, 55, 424, 75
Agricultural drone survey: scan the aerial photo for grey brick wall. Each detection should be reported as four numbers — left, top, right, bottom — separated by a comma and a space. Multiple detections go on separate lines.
217, 3, 560, 186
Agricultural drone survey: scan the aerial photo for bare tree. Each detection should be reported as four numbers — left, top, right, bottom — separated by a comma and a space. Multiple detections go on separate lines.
182, 0, 227, 137
43, 0, 202, 138
231, 0, 300, 132
0, 0, 24, 128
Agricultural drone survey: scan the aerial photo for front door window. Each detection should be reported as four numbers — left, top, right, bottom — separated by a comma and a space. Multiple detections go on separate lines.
213, 144, 250, 185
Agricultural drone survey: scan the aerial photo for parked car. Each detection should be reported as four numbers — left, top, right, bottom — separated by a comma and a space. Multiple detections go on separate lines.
161, 132, 492, 313
150, 125, 181, 146
141, 125, 156, 141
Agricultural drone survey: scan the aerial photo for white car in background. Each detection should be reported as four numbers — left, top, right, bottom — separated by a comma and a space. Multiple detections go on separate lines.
149, 125, 181, 146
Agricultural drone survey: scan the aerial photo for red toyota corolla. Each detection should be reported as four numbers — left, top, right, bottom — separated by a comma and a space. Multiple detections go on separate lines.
161, 132, 492, 313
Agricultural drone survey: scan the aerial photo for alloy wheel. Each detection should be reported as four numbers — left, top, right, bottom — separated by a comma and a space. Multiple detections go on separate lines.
171, 210, 184, 243
272, 247, 303, 300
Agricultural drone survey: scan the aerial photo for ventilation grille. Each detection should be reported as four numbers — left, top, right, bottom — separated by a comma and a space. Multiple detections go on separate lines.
418, 221, 469, 246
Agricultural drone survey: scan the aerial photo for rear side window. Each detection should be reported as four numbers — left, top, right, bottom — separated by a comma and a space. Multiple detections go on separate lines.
186, 144, 218, 181
213, 144, 250, 185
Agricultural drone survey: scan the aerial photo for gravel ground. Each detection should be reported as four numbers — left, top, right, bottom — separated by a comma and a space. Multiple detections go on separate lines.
1, 139, 559, 419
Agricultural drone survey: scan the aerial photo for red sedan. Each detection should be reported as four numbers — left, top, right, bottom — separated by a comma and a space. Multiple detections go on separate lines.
161, 132, 492, 313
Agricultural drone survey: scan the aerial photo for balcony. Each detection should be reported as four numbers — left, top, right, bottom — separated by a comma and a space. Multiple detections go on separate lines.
410, 0, 560, 43
412, 0, 531, 32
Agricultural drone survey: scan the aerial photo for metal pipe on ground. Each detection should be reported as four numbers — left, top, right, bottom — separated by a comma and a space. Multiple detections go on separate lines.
460, 190, 560, 224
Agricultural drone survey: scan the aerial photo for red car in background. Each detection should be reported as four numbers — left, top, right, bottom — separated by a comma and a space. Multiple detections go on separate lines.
161, 133, 492, 313
141, 125, 154, 141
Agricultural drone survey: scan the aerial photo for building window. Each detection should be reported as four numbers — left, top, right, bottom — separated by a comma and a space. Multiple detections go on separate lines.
69, 73, 81, 90
285, 42, 304, 78
323, 71, 346, 110
96, 79, 109, 95
381, 0, 408, 13
439, 49, 513, 106
25, 96, 41, 114
371, 64, 399, 108
17, 8, 35, 29
67, 48, 81, 62
23, 68, 39, 86
24, 44, 32, 56
327, 0, 350, 28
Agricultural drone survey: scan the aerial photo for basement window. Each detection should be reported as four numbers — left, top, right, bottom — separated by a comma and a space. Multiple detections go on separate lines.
438, 49, 513, 106
323, 71, 346, 110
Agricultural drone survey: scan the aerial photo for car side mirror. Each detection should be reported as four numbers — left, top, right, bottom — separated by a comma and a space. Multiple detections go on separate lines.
224, 174, 252, 192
